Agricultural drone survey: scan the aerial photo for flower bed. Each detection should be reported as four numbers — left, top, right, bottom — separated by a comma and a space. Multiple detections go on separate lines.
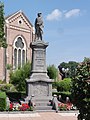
58, 102, 76, 111
9, 102, 33, 111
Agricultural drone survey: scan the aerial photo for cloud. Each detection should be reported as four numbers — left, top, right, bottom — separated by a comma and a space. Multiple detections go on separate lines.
46, 9, 62, 21
46, 9, 81, 21
65, 9, 81, 18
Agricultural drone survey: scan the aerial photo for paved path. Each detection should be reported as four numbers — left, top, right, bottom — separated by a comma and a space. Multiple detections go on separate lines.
0, 112, 78, 120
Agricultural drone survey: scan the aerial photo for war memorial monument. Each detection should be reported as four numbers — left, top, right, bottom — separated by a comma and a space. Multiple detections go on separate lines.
26, 13, 53, 110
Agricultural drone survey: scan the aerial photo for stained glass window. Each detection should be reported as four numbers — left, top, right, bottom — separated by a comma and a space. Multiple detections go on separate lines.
18, 49, 21, 67
22, 50, 25, 65
13, 36, 26, 69
14, 48, 17, 69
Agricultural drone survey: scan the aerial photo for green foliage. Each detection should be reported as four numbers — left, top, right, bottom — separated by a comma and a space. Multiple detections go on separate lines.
0, 84, 17, 92
71, 59, 90, 120
10, 69, 26, 91
0, 80, 5, 84
28, 106, 33, 111
0, 92, 6, 111
83, 57, 90, 63
6, 92, 26, 102
59, 61, 79, 78
22, 61, 31, 78
1, 40, 7, 48
47, 64, 58, 80
10, 62, 31, 92
6, 64, 12, 70
0, 2, 7, 48
58, 104, 67, 111
52, 91, 71, 96
52, 91, 71, 101
52, 81, 58, 89
56, 78, 72, 92
0, 2, 4, 38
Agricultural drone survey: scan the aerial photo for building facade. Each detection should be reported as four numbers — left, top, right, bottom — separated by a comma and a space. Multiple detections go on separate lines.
0, 10, 33, 83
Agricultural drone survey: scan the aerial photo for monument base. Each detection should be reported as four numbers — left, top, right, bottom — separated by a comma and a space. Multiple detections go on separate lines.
26, 78, 53, 97
25, 78, 53, 110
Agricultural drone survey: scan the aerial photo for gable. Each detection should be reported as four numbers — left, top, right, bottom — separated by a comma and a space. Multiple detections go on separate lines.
5, 10, 33, 30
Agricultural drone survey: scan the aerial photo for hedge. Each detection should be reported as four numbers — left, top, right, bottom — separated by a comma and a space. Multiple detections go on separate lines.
52, 91, 72, 102
57, 78, 72, 92
6, 92, 26, 102
0, 92, 6, 111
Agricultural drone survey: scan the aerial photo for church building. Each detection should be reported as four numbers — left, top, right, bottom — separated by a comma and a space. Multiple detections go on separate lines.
0, 10, 34, 83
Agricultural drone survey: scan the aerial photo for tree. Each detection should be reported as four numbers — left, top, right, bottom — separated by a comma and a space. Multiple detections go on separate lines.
10, 62, 31, 92
47, 64, 58, 80
58, 61, 79, 79
83, 57, 90, 63
0, 1, 7, 48
71, 59, 90, 120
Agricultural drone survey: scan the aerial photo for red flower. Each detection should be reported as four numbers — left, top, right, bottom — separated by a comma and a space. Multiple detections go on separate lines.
10, 103, 13, 110
19, 103, 30, 111
58, 102, 73, 111
66, 103, 72, 110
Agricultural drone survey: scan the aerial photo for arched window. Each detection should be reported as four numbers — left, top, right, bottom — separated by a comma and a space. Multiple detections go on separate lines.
13, 36, 26, 69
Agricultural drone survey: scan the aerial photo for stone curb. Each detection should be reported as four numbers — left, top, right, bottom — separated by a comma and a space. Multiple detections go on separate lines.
0, 110, 79, 114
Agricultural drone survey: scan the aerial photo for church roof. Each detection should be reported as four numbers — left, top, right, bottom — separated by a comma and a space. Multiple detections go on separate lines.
5, 10, 33, 27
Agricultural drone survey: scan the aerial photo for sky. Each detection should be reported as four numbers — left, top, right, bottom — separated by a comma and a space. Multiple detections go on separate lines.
1, 0, 90, 67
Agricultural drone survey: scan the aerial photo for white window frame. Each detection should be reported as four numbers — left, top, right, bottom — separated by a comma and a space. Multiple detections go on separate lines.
13, 36, 26, 69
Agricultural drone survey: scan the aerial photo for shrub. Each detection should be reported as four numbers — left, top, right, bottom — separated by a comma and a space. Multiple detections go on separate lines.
52, 91, 71, 102
47, 64, 58, 80
57, 78, 72, 92
0, 80, 3, 84
71, 59, 90, 119
0, 80, 5, 84
0, 84, 17, 92
10, 62, 31, 92
0, 92, 6, 111
6, 92, 26, 102
52, 81, 58, 89
6, 64, 12, 70
10, 69, 26, 91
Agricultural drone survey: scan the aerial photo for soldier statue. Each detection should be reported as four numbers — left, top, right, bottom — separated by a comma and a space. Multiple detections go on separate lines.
35, 13, 44, 40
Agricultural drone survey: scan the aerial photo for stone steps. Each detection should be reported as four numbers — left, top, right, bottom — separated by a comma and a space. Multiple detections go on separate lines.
35, 105, 52, 110
34, 97, 52, 110
35, 101, 50, 106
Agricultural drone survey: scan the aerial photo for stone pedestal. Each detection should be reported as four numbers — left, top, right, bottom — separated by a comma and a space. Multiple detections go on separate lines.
26, 40, 53, 110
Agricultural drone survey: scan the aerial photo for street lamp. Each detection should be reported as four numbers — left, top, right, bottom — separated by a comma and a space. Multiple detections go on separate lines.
62, 68, 69, 78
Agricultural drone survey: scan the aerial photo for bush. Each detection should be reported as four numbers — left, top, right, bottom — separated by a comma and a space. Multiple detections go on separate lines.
6, 64, 12, 70
57, 78, 72, 92
0, 92, 6, 111
0, 80, 5, 84
47, 64, 58, 80
6, 92, 26, 102
71, 59, 90, 119
10, 69, 26, 91
52, 81, 58, 89
52, 91, 71, 101
10, 62, 31, 92
0, 80, 3, 84
0, 84, 17, 92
